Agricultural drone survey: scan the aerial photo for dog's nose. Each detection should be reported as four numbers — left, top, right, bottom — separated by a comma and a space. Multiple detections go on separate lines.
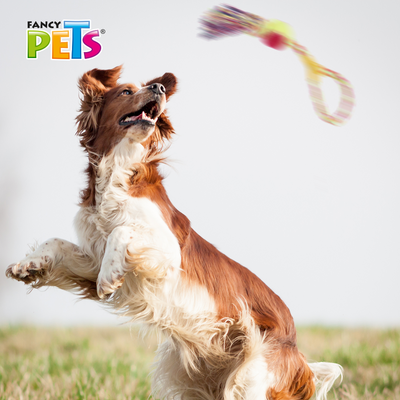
149, 83, 166, 95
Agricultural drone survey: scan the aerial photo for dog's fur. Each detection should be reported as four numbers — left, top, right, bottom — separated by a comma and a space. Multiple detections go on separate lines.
6, 66, 342, 400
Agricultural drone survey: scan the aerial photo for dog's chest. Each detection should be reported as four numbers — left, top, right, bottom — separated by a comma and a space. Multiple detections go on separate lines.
74, 148, 180, 268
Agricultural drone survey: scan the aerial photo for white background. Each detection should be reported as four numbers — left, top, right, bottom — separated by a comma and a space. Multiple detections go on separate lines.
0, 0, 399, 326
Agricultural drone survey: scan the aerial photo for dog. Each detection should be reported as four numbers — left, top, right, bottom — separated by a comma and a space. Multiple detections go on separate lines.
6, 66, 342, 400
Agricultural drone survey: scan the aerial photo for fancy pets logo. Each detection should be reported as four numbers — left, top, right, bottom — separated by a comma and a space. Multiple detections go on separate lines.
27, 20, 105, 60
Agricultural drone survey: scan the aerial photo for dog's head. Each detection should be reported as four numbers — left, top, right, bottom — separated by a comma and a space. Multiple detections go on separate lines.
76, 66, 177, 157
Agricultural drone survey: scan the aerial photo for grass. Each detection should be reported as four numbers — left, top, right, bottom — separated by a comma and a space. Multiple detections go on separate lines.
0, 326, 399, 399
0, 326, 157, 400
297, 327, 400, 400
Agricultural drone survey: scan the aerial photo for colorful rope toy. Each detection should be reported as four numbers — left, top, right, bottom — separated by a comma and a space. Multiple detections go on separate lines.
199, 5, 355, 126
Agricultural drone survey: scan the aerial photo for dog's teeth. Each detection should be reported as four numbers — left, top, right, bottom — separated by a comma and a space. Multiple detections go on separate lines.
141, 112, 153, 122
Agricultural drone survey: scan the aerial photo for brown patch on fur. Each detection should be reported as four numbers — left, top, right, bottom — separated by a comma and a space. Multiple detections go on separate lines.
182, 231, 296, 336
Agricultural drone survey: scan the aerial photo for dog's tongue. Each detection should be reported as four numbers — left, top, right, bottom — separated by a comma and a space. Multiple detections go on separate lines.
134, 112, 150, 121
125, 112, 144, 123
124, 111, 158, 124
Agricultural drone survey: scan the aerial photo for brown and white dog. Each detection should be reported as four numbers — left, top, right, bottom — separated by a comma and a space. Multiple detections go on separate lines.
6, 66, 342, 400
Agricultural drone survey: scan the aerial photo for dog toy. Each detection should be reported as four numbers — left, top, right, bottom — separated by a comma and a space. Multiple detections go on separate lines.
199, 5, 355, 126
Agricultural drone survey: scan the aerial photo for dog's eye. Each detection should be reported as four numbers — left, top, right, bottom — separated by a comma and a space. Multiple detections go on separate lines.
120, 89, 133, 96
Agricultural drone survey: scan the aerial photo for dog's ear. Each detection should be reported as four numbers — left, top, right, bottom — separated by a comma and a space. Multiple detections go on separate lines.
86, 66, 123, 89
76, 66, 123, 145
145, 73, 178, 100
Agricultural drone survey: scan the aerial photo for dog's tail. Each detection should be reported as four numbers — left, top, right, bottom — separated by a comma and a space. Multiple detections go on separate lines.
267, 343, 342, 400
308, 362, 343, 400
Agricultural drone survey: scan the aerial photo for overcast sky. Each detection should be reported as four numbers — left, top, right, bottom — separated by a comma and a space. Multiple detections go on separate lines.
0, 0, 399, 327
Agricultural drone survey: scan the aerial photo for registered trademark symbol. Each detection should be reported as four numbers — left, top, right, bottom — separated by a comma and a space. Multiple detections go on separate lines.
100, 29, 106, 34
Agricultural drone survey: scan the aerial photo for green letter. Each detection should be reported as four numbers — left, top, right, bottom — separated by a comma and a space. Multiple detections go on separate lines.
27, 30, 51, 59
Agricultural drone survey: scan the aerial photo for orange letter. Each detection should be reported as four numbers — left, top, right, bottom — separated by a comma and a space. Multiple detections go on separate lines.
52, 30, 70, 59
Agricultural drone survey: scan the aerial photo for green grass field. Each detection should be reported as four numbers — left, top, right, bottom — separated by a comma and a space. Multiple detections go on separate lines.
0, 326, 399, 399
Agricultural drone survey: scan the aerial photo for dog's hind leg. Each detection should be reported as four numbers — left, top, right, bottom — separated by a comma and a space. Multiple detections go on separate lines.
6, 238, 98, 299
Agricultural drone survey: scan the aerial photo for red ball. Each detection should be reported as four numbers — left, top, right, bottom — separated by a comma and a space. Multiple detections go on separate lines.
260, 32, 286, 50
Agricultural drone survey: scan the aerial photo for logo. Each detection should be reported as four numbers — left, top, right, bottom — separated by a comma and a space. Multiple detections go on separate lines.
27, 20, 104, 60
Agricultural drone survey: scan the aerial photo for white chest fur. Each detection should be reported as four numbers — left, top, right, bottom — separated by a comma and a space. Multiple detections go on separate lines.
74, 139, 181, 272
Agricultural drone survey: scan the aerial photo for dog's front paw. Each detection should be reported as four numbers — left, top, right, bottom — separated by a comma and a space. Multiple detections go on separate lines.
6, 256, 52, 284
96, 270, 125, 299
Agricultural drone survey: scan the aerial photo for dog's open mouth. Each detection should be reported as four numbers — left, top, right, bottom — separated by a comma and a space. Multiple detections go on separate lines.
119, 101, 159, 127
